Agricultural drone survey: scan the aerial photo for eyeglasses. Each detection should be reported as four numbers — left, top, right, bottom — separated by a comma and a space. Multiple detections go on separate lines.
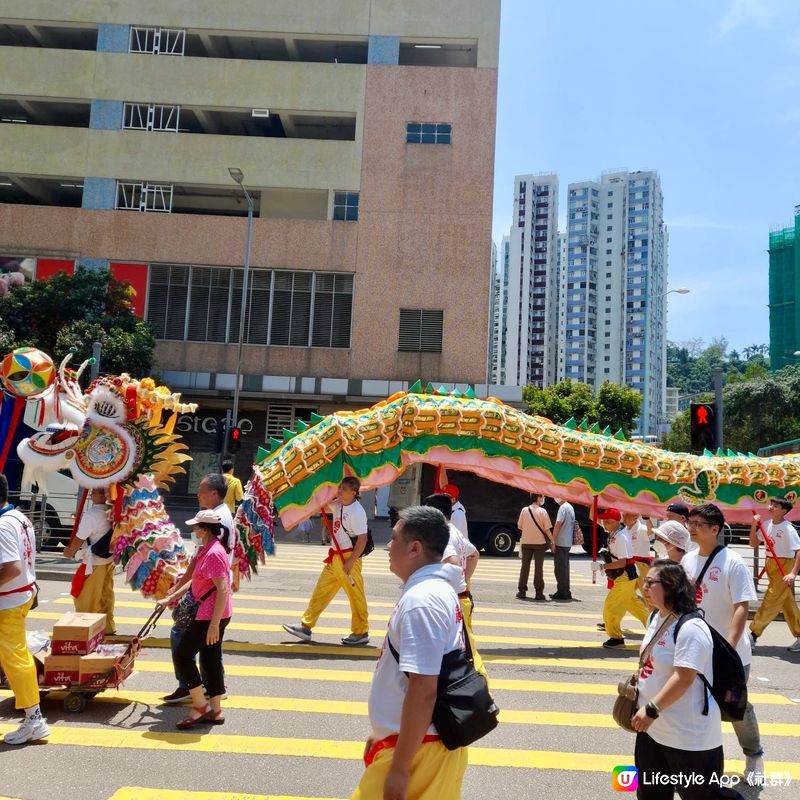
643, 578, 662, 588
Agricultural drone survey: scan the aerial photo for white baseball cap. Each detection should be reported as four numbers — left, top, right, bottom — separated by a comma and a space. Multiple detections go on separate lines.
185, 509, 222, 526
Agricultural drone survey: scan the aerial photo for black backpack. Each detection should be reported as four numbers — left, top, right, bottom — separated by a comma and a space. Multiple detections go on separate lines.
673, 610, 748, 722
90, 527, 114, 559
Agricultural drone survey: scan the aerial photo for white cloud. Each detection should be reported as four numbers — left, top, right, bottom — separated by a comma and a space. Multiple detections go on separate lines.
716, 0, 773, 40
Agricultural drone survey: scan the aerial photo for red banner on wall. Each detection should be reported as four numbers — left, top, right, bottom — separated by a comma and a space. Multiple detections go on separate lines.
110, 262, 147, 318
36, 258, 75, 280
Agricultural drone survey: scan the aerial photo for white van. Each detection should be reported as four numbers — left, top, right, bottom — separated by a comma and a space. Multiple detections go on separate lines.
18, 469, 80, 550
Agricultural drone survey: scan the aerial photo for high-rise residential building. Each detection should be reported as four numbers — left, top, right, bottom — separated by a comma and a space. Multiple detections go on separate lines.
556, 231, 568, 381
488, 235, 510, 384
768, 207, 800, 371
505, 173, 559, 387
563, 170, 667, 435
0, 1, 501, 474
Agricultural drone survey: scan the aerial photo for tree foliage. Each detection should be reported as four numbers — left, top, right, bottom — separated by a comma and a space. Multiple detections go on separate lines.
661, 365, 800, 454
523, 379, 642, 435
0, 267, 155, 377
667, 338, 769, 396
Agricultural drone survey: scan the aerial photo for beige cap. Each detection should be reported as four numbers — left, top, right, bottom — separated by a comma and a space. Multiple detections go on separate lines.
654, 520, 691, 552
185, 509, 222, 526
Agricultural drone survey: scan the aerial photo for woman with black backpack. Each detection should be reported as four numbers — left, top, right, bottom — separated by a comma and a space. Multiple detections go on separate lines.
63, 487, 116, 635
630, 560, 743, 799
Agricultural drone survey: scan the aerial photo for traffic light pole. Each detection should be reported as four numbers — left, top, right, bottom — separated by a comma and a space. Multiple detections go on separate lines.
220, 408, 233, 464
714, 367, 723, 450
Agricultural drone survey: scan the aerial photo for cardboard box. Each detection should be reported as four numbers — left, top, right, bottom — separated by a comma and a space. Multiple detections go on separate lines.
51, 612, 106, 655
79, 653, 132, 687
43, 655, 80, 686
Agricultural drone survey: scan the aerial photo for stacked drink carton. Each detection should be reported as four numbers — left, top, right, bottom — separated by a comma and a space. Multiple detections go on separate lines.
43, 612, 106, 686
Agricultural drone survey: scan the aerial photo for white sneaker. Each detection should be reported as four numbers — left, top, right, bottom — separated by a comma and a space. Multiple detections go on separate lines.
744, 754, 764, 786
788, 638, 800, 652
3, 715, 50, 745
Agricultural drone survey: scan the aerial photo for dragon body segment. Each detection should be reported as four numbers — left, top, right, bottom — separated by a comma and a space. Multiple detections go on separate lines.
251, 390, 800, 528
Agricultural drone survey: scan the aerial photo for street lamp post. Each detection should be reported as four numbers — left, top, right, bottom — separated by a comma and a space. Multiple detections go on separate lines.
225, 167, 254, 461
641, 287, 690, 437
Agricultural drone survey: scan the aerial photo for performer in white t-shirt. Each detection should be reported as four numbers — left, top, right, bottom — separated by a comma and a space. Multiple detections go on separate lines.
424, 493, 486, 679
631, 560, 730, 796
0, 474, 49, 745
63, 487, 116, 634
443, 483, 468, 538
748, 496, 800, 652
683, 503, 763, 784
352, 505, 467, 800
284, 476, 370, 646
624, 511, 653, 592
596, 508, 649, 648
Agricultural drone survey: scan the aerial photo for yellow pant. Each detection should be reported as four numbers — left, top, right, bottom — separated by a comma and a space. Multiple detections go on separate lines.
751, 557, 800, 638
636, 560, 650, 593
0, 597, 39, 709
461, 595, 488, 682
352, 739, 467, 800
301, 553, 368, 634
73, 562, 116, 634
603, 573, 650, 639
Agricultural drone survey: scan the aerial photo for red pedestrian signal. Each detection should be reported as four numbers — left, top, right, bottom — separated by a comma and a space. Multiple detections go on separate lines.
690, 403, 717, 453
229, 426, 242, 452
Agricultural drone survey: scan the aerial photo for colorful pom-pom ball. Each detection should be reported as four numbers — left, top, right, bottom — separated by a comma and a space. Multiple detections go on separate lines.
0, 347, 56, 398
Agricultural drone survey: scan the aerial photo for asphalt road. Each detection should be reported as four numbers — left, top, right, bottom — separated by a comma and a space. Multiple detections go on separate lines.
2, 542, 798, 800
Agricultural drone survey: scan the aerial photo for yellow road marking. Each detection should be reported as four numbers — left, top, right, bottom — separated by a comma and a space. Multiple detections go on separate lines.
120, 637, 647, 670
113, 589, 607, 621
4, 689, 795, 733
0, 723, 795, 776
30, 659, 786, 704
53, 598, 627, 634
28, 611, 633, 649
109, 791, 342, 800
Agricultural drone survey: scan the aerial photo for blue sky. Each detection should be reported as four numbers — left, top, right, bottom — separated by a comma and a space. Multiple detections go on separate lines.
492, 0, 800, 353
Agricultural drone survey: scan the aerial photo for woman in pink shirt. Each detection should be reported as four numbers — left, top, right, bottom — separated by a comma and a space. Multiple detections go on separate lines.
159, 509, 232, 728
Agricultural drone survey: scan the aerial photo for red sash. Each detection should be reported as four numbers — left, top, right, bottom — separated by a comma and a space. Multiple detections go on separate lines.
364, 733, 440, 767
70, 563, 88, 598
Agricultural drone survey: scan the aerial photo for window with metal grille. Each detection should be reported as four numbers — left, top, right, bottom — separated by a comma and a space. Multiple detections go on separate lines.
405, 123, 451, 144
123, 103, 180, 132
129, 26, 185, 55
116, 181, 173, 212
398, 309, 443, 352
333, 192, 359, 221
146, 266, 353, 347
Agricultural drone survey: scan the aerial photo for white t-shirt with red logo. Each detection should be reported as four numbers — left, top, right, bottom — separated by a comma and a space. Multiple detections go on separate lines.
328, 500, 368, 552
368, 563, 464, 740
628, 522, 652, 559
0, 506, 36, 611
637, 613, 721, 751
757, 520, 800, 559
682, 547, 756, 667
443, 522, 478, 594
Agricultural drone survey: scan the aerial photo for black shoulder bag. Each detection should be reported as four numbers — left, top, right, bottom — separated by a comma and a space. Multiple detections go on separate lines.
340, 507, 375, 558
387, 609, 500, 750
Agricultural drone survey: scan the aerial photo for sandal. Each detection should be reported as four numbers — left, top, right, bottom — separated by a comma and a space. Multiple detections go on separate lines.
176, 705, 213, 729
207, 708, 225, 725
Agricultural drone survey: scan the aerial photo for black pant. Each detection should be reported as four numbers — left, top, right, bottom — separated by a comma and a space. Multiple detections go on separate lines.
553, 545, 572, 596
635, 732, 744, 799
518, 544, 549, 596
172, 617, 230, 698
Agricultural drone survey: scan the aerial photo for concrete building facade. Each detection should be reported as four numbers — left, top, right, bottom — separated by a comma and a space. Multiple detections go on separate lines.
488, 235, 509, 385
504, 173, 559, 388
0, 0, 502, 474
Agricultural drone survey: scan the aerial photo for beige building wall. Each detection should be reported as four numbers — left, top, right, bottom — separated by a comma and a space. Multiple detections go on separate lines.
0, 0, 500, 393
